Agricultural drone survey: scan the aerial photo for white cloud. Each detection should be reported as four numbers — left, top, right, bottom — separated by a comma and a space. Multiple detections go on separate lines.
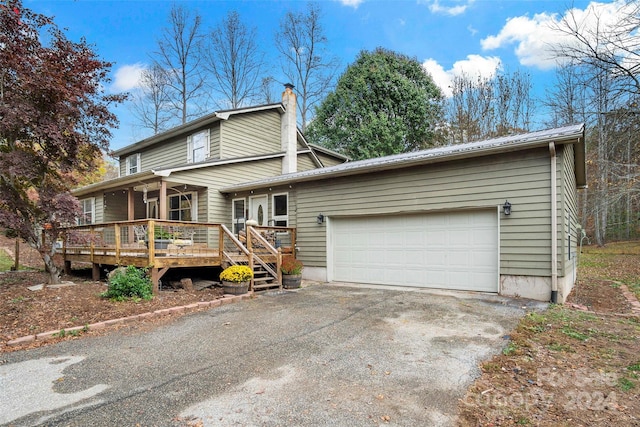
336, 0, 363, 8
481, 0, 634, 70
112, 63, 146, 92
422, 0, 474, 17
423, 55, 502, 97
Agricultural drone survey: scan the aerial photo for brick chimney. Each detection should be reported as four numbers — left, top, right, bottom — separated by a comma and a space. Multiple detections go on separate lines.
281, 83, 297, 174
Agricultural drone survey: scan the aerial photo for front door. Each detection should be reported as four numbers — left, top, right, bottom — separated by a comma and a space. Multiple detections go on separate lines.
249, 196, 268, 226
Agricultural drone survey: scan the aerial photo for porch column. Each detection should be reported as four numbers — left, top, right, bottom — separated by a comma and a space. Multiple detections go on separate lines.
159, 181, 167, 220
128, 187, 135, 244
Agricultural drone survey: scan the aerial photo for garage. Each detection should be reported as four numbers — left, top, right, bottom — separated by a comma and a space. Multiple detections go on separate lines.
330, 210, 499, 292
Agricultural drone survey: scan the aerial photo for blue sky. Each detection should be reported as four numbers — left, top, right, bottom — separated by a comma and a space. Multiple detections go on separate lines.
25, 0, 625, 150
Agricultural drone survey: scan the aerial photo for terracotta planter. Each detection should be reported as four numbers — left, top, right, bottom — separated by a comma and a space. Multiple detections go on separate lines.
221, 281, 249, 295
282, 274, 302, 289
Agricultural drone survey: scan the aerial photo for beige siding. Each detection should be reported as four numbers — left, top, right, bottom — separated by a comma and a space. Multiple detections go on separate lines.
167, 158, 283, 227
118, 124, 224, 175
297, 153, 318, 172
316, 151, 347, 167
104, 191, 129, 222
210, 126, 221, 159
294, 148, 555, 277
560, 144, 579, 278
220, 110, 281, 159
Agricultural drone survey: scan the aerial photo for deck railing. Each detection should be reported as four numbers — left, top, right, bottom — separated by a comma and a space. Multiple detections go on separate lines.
59, 220, 297, 292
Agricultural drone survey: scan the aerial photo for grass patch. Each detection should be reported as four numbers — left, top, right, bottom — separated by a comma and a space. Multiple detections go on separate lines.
547, 342, 574, 352
628, 363, 640, 372
0, 249, 16, 271
502, 342, 518, 355
618, 377, 635, 391
561, 326, 590, 341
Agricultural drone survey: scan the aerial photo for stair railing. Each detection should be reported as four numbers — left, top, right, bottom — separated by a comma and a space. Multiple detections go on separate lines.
247, 226, 282, 289
220, 225, 254, 289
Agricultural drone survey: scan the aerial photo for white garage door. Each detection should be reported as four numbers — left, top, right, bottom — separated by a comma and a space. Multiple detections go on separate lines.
330, 210, 498, 292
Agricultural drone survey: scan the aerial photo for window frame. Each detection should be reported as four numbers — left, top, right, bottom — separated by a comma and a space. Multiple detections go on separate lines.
232, 198, 246, 235
168, 192, 198, 222
272, 193, 289, 227
187, 129, 210, 163
126, 153, 141, 175
78, 197, 95, 225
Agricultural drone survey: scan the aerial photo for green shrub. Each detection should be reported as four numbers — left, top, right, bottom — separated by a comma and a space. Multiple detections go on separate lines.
101, 266, 153, 301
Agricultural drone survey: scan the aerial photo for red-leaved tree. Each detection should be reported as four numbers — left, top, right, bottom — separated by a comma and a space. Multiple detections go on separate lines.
0, 0, 124, 283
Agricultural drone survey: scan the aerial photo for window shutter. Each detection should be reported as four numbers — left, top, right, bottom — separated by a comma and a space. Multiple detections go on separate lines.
187, 135, 193, 163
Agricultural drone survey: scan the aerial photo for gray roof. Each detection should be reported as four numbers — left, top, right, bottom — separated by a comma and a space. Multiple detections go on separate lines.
221, 123, 586, 193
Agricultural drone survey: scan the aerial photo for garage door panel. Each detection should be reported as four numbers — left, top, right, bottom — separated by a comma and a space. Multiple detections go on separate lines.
331, 210, 498, 292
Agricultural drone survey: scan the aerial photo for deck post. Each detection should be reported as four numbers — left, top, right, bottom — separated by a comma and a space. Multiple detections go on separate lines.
151, 266, 169, 294
114, 223, 121, 265
64, 260, 71, 275
248, 252, 254, 291
92, 263, 100, 281
277, 247, 283, 290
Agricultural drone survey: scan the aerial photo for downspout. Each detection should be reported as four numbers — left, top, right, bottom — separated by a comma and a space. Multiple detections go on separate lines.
549, 142, 558, 303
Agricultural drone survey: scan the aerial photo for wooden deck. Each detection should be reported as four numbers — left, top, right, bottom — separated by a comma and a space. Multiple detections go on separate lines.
59, 220, 296, 293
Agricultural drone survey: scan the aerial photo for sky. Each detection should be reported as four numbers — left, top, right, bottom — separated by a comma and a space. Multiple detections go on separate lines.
24, 0, 629, 151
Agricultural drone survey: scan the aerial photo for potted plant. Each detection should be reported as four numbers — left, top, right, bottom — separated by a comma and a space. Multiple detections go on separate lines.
219, 265, 253, 295
147, 227, 173, 250
281, 256, 303, 289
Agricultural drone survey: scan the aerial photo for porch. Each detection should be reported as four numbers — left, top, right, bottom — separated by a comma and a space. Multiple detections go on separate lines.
58, 220, 296, 293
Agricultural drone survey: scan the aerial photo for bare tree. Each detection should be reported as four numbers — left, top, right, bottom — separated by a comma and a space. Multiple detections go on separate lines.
552, 1, 640, 97
153, 4, 206, 124
130, 64, 173, 134
203, 11, 265, 109
276, 3, 339, 131
447, 70, 533, 144
260, 76, 278, 104
549, 1, 640, 244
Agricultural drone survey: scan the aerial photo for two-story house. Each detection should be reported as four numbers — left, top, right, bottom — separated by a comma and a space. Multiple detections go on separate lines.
66, 84, 587, 303
73, 84, 347, 229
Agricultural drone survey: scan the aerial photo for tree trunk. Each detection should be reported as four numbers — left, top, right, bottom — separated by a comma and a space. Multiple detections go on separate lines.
43, 252, 62, 284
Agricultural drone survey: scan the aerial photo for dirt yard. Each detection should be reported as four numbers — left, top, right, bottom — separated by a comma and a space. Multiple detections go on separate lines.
0, 233, 225, 352
458, 242, 640, 426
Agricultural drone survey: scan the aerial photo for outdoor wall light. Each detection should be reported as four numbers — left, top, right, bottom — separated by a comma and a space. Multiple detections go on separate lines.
503, 200, 512, 216
317, 213, 325, 224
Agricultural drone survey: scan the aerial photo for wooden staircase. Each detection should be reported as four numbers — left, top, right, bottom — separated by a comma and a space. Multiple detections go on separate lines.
221, 225, 282, 292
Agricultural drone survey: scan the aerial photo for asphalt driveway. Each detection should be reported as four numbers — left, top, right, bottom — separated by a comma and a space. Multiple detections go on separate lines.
0, 283, 546, 426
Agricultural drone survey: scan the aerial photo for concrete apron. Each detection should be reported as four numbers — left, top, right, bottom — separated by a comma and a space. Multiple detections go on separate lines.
1, 283, 546, 426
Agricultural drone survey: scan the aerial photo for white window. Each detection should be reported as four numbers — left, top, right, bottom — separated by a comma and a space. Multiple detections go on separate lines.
168, 192, 197, 221
126, 153, 141, 175
232, 198, 246, 234
187, 129, 210, 163
78, 198, 95, 225
272, 193, 288, 227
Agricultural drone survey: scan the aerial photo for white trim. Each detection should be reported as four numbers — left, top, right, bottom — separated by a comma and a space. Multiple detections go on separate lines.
153, 153, 284, 177
232, 198, 246, 234
168, 191, 198, 221
271, 192, 289, 226
147, 197, 159, 219
249, 195, 268, 226
126, 153, 141, 175
187, 129, 210, 164
78, 197, 95, 225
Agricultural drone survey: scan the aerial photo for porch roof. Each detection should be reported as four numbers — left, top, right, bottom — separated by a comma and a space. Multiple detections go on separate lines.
221, 123, 586, 193
72, 153, 287, 197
